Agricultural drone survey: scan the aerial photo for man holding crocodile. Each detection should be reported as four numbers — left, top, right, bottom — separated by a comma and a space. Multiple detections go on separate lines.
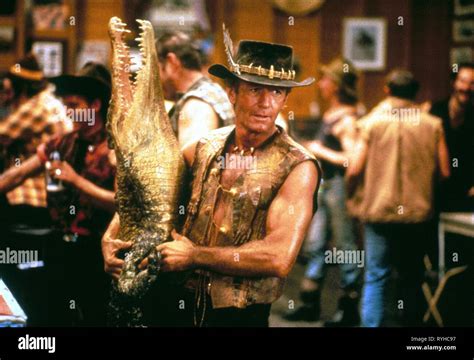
102, 22, 321, 327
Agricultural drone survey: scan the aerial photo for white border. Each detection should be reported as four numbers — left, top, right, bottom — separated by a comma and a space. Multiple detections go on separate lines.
343, 17, 387, 71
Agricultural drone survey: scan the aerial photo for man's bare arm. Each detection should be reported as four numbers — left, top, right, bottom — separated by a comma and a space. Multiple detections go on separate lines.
178, 98, 219, 147
305, 116, 358, 167
157, 161, 319, 278
73, 176, 116, 212
346, 136, 368, 178
0, 155, 43, 193
53, 161, 115, 213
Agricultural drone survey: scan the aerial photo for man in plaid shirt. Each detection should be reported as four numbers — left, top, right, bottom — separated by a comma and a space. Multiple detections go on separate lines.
0, 54, 72, 209
0, 54, 72, 326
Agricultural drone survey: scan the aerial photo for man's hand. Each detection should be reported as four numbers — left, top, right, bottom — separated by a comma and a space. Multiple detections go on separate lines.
101, 213, 132, 280
102, 236, 132, 280
139, 229, 196, 272
53, 161, 80, 186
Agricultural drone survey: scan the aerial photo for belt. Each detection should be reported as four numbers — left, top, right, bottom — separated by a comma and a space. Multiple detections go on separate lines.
185, 271, 212, 295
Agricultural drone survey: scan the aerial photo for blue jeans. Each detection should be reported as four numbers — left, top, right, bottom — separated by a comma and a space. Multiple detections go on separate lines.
304, 175, 360, 289
361, 222, 428, 327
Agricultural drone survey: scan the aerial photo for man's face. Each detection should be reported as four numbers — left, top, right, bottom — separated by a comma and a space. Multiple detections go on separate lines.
453, 67, 474, 106
317, 74, 338, 101
158, 58, 176, 100
228, 80, 289, 134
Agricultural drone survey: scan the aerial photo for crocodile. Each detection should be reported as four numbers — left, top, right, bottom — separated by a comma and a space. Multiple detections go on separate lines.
107, 17, 186, 326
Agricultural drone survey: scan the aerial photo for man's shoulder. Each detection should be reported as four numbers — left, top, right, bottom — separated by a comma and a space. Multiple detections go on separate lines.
277, 130, 318, 167
184, 77, 227, 101
280, 131, 310, 153
357, 100, 387, 128
197, 125, 234, 146
420, 111, 442, 126
182, 77, 234, 124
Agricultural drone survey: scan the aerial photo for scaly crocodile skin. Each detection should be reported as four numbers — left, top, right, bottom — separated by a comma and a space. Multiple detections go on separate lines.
107, 17, 186, 326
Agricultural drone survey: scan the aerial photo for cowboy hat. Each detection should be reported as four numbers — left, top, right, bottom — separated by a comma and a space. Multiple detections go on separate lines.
209, 25, 314, 88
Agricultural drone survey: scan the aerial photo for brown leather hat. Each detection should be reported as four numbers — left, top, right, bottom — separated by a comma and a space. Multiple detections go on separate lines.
209, 25, 314, 88
8, 53, 44, 81
49, 62, 111, 104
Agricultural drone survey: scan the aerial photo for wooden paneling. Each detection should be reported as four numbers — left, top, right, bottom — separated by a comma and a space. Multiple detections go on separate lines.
411, 0, 452, 103
208, 0, 321, 119
206, 0, 455, 116
7, 0, 455, 114
81, 0, 124, 40
273, 9, 320, 118
362, 0, 412, 109
318, 0, 365, 112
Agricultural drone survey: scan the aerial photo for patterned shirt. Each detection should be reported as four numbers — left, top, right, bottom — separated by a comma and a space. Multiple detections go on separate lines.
0, 86, 73, 207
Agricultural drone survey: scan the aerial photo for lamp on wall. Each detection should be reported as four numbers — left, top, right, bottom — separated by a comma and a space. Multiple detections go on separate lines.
272, 0, 325, 16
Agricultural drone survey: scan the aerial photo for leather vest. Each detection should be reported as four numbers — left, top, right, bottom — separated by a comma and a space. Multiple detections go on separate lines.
183, 125, 319, 308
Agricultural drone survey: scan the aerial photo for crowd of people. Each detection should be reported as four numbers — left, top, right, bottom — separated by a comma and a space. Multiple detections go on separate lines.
0, 27, 472, 327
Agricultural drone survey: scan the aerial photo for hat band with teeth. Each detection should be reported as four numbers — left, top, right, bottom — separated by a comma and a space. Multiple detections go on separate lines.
229, 63, 296, 81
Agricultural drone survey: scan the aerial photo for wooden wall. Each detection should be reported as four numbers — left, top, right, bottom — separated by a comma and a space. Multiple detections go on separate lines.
75, 0, 455, 118
78, 0, 124, 41
206, 0, 454, 118
207, 0, 321, 119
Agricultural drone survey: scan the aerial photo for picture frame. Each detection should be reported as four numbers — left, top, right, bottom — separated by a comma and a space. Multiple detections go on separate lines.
75, 40, 110, 71
144, 0, 210, 33
343, 17, 387, 71
453, 20, 474, 42
450, 47, 473, 65
454, 0, 474, 16
0, 25, 15, 53
32, 0, 69, 31
32, 41, 64, 77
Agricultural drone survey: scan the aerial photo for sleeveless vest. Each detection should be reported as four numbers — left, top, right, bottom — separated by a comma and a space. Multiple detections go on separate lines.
183, 125, 319, 308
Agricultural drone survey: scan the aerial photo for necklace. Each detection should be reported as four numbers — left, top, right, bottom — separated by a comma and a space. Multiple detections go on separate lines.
230, 144, 255, 156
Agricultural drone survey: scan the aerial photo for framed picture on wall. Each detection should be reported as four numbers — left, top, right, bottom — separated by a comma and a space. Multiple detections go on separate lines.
144, 0, 210, 33
343, 17, 387, 71
454, 0, 474, 16
450, 47, 473, 65
0, 25, 15, 53
32, 41, 64, 77
32, 0, 69, 30
453, 20, 474, 42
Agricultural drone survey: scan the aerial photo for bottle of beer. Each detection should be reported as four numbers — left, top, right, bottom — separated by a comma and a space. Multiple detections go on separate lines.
45, 151, 64, 192
45, 150, 72, 241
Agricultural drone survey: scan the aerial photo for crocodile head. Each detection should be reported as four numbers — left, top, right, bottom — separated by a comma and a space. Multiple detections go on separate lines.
107, 17, 172, 155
